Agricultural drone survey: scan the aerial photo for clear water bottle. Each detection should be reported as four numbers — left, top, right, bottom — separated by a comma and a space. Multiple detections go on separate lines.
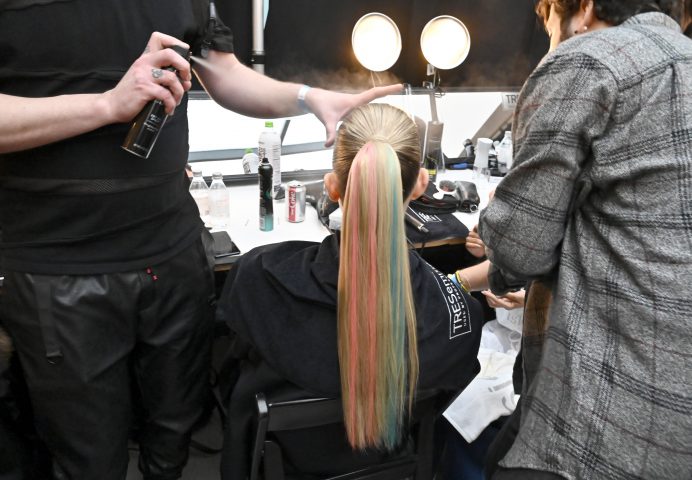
209, 172, 230, 228
241, 148, 260, 174
258, 121, 282, 195
189, 166, 209, 221
497, 131, 513, 170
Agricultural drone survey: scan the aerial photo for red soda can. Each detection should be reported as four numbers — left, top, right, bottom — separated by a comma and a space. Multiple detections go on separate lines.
287, 180, 306, 223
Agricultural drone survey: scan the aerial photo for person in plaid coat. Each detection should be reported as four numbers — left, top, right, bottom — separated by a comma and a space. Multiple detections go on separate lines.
479, 1, 692, 478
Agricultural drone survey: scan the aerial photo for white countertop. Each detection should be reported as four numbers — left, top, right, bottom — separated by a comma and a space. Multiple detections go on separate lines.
214, 168, 500, 258
216, 182, 332, 255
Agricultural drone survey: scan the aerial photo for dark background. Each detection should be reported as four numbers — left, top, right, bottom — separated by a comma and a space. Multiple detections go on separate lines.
213, 0, 549, 91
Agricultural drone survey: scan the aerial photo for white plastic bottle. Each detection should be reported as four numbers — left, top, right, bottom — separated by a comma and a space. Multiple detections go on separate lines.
474, 138, 493, 180
497, 131, 513, 170
189, 166, 209, 222
241, 148, 260, 174
258, 121, 281, 195
209, 172, 230, 228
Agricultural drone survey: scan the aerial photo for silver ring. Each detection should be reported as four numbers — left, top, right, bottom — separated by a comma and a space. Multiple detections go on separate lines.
151, 68, 164, 79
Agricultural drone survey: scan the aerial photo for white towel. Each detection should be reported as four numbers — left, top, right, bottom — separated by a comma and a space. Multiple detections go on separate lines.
443, 318, 522, 443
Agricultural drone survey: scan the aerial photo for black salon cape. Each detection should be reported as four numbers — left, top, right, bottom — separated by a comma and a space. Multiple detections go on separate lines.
217, 234, 483, 479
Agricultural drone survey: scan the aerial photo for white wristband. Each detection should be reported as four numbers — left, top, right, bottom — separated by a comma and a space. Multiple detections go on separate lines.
297, 84, 311, 113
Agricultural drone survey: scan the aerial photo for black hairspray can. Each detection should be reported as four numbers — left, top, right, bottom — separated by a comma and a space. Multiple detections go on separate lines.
122, 45, 190, 159
259, 157, 274, 231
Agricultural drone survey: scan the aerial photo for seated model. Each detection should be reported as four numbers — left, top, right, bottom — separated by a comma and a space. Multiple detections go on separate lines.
217, 103, 483, 479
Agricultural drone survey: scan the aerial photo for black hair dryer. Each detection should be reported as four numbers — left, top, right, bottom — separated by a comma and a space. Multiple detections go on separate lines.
454, 181, 480, 212
439, 180, 480, 213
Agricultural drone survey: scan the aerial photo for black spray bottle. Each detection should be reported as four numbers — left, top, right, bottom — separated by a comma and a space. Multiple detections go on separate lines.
258, 157, 274, 231
122, 45, 190, 158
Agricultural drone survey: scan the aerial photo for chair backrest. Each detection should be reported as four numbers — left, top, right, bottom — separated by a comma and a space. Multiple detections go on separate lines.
250, 392, 440, 480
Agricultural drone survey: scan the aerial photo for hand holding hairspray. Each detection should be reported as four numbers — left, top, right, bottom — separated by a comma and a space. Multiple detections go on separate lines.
122, 45, 190, 159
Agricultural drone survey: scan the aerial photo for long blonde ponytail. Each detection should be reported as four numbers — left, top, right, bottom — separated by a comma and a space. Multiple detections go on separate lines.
333, 104, 421, 450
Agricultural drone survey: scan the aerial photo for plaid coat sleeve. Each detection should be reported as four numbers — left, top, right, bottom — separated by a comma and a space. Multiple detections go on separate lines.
478, 52, 617, 294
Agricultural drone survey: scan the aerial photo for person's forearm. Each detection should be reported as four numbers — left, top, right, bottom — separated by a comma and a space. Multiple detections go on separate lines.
195, 51, 305, 118
0, 93, 115, 154
197, 50, 402, 147
457, 260, 491, 292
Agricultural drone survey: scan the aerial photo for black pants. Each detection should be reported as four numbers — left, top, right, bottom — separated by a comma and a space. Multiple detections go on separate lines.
484, 399, 564, 480
484, 398, 522, 479
1, 234, 216, 480
1, 353, 52, 479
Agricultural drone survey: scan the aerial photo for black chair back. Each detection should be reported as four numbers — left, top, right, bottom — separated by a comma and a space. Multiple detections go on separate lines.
250, 392, 440, 480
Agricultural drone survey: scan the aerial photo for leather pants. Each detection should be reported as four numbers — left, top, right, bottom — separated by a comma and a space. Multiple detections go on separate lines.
1, 232, 216, 480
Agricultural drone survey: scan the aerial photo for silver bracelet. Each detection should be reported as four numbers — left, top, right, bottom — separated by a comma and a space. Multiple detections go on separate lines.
297, 84, 311, 113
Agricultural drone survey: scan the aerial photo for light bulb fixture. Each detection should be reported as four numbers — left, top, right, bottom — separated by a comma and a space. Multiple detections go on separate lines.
351, 12, 402, 73
417, 14, 471, 121
418, 16, 470, 176
420, 15, 471, 71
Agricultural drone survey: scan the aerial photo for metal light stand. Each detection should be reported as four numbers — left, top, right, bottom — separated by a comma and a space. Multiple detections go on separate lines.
422, 65, 445, 175
251, 0, 265, 73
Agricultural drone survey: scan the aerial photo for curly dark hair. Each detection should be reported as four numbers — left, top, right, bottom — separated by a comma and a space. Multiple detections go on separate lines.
535, 0, 680, 26
535, 0, 580, 25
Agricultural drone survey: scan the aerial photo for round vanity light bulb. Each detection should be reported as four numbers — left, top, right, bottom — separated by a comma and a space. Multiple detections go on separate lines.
352, 12, 402, 72
420, 15, 471, 70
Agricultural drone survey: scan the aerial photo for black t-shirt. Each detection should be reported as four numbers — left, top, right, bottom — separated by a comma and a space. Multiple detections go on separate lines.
0, 0, 234, 274
217, 235, 483, 479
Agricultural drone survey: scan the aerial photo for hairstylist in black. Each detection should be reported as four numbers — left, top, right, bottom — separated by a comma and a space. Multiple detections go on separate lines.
0, 1, 401, 478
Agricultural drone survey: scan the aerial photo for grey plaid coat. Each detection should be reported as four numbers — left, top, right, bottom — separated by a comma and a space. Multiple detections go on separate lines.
479, 13, 692, 479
